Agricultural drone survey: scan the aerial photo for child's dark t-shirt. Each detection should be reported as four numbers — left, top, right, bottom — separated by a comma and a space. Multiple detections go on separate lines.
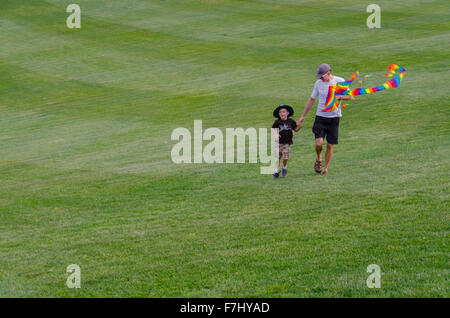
272, 118, 297, 145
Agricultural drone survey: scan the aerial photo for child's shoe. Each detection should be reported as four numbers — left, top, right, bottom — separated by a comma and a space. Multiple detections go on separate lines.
282, 168, 288, 177
273, 171, 280, 179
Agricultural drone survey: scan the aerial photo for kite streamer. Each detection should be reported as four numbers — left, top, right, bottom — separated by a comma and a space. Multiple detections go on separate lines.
357, 72, 372, 85
322, 64, 406, 112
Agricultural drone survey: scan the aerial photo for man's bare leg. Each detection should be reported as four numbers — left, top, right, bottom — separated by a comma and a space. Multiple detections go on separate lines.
323, 143, 334, 174
314, 138, 323, 173
315, 138, 323, 162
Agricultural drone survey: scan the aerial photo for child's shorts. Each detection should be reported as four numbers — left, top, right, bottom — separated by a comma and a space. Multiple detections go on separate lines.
279, 144, 291, 160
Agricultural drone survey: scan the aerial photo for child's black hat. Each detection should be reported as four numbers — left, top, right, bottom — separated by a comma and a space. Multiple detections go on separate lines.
273, 104, 294, 118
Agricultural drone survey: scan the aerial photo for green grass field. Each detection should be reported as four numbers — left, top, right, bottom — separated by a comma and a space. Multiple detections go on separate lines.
0, 0, 449, 297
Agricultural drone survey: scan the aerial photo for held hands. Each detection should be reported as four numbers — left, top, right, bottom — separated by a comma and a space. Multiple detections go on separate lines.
296, 118, 304, 130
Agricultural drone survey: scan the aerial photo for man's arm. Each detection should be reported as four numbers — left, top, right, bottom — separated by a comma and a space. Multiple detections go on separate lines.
336, 95, 352, 100
297, 97, 315, 128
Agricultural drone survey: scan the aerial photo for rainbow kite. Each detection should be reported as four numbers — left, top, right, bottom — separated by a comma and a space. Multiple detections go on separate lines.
322, 64, 406, 112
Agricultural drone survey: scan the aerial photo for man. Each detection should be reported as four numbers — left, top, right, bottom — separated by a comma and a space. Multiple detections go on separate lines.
297, 64, 352, 175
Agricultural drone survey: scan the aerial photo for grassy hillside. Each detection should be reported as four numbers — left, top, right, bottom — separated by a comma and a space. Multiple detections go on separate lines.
0, 0, 448, 297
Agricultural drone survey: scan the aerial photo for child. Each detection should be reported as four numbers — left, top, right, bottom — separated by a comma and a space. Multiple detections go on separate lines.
271, 104, 300, 178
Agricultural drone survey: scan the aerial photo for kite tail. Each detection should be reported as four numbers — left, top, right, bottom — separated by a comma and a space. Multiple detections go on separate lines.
347, 64, 406, 97
322, 64, 405, 112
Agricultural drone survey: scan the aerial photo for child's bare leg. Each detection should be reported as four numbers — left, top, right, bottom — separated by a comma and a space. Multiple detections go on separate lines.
281, 159, 288, 177
273, 155, 282, 178
275, 156, 281, 172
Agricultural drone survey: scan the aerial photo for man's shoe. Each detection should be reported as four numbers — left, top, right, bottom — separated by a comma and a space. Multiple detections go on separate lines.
314, 159, 322, 173
282, 168, 287, 177
273, 171, 280, 179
